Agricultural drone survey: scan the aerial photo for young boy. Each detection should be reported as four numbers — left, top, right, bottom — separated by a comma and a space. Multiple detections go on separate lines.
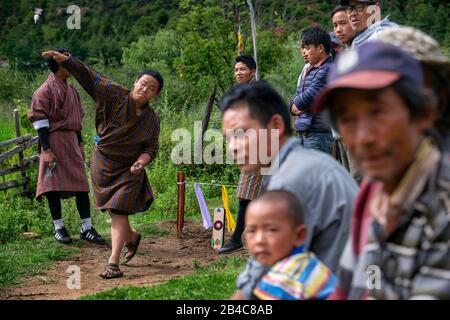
232, 190, 336, 300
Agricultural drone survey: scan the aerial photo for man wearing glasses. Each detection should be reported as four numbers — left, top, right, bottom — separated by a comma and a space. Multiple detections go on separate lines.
339, 0, 397, 48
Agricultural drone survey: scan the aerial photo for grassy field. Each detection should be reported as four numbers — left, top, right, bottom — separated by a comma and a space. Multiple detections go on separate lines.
0, 155, 241, 299
0, 64, 242, 299
81, 256, 246, 300
0, 238, 79, 289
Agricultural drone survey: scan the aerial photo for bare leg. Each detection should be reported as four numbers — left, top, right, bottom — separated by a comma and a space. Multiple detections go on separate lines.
108, 210, 134, 265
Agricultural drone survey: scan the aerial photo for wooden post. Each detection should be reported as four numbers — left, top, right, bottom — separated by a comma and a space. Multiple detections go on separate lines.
234, 4, 244, 56
247, 0, 259, 80
2, 175, 5, 197
201, 86, 217, 143
14, 109, 28, 195
194, 86, 217, 165
177, 172, 186, 235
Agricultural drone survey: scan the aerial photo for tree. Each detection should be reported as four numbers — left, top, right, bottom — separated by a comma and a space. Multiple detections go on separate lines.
122, 29, 179, 74
174, 0, 236, 96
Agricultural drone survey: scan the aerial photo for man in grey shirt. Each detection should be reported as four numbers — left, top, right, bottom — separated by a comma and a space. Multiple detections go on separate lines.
221, 82, 357, 299
339, 0, 397, 48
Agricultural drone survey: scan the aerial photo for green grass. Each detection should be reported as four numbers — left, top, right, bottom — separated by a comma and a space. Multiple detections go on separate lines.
0, 219, 169, 291
0, 238, 79, 289
81, 256, 247, 300
127, 219, 170, 239
0, 119, 15, 142
0, 193, 109, 243
0, 102, 243, 295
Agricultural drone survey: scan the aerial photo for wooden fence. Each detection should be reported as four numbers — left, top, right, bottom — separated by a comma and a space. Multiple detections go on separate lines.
0, 109, 39, 197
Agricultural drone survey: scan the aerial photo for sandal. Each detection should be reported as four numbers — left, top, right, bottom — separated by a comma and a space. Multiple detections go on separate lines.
123, 231, 141, 264
100, 263, 123, 279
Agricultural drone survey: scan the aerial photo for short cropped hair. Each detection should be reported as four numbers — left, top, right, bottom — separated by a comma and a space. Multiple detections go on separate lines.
301, 27, 332, 55
331, 5, 346, 18
220, 81, 293, 136
47, 48, 70, 73
256, 190, 305, 226
137, 69, 164, 92
236, 54, 257, 70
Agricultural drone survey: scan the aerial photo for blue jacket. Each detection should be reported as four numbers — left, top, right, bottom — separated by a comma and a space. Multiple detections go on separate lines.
289, 56, 333, 132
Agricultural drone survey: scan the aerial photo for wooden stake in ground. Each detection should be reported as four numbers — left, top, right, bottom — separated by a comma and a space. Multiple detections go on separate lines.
14, 109, 28, 196
177, 172, 186, 235
212, 208, 226, 250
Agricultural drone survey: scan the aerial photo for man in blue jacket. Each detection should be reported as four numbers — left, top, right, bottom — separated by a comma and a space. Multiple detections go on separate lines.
289, 27, 334, 155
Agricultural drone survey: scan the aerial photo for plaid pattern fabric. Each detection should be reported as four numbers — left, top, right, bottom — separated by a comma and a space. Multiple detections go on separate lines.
30, 73, 89, 198
62, 57, 160, 214
330, 181, 374, 300
236, 172, 268, 200
332, 149, 450, 300
254, 247, 337, 300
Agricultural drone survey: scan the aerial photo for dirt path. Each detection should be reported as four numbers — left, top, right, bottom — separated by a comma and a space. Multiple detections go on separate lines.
0, 220, 245, 300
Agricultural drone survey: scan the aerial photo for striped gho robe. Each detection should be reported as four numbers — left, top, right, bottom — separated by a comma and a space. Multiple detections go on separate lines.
29, 73, 90, 199
237, 173, 268, 200
235, 76, 269, 201
61, 56, 160, 214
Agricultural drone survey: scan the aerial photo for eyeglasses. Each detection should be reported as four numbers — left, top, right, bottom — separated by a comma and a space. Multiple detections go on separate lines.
345, 3, 373, 14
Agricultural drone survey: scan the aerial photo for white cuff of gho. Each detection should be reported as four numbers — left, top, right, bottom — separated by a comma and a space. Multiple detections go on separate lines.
33, 119, 50, 130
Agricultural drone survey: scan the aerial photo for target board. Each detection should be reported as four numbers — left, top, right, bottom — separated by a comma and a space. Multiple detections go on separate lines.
212, 208, 226, 250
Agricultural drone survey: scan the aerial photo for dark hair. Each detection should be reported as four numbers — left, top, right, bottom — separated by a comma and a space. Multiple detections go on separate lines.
329, 32, 342, 60
424, 65, 450, 134
394, 72, 449, 151
371, 0, 382, 9
255, 190, 305, 226
47, 48, 70, 73
137, 69, 164, 92
235, 54, 256, 70
220, 81, 293, 136
301, 27, 331, 55
331, 5, 346, 18
340, 0, 380, 5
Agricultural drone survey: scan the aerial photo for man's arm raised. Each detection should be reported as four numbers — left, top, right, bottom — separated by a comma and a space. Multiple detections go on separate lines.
42, 50, 70, 63
41, 50, 124, 104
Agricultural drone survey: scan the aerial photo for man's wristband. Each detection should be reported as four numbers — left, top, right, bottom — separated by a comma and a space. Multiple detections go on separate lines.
77, 132, 83, 144
37, 127, 50, 150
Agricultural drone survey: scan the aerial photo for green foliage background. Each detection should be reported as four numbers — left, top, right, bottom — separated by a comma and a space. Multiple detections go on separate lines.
1, 0, 449, 99
0, 0, 448, 295
0, 0, 449, 242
